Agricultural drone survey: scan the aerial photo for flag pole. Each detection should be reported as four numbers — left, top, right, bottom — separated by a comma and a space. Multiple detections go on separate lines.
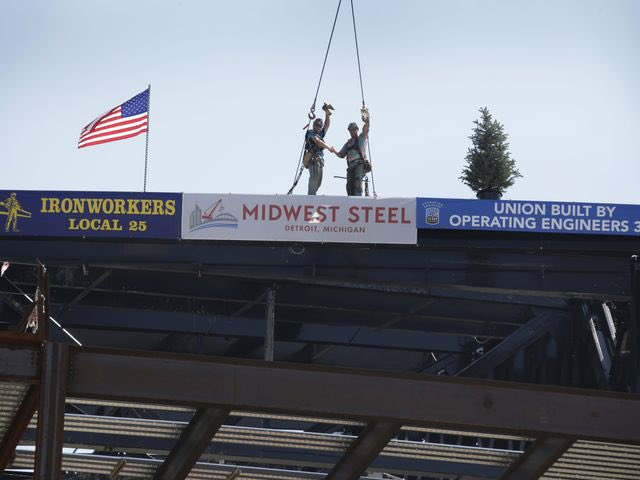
143, 84, 151, 192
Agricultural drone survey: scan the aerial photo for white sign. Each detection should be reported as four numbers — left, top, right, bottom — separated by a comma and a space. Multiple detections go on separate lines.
182, 194, 416, 244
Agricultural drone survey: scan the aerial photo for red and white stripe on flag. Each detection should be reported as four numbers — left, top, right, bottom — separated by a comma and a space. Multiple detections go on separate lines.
78, 88, 149, 149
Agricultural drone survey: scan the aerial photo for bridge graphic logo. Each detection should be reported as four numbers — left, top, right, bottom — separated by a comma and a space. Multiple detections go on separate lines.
189, 198, 238, 232
0, 193, 32, 232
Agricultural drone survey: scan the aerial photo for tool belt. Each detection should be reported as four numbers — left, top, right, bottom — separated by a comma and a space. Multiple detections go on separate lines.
303, 151, 313, 169
347, 157, 372, 173
303, 152, 324, 169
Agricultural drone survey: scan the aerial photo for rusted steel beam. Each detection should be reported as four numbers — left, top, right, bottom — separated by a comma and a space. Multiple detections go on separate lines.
499, 436, 574, 480
153, 407, 230, 480
66, 347, 640, 444
0, 341, 40, 383
34, 343, 68, 480
326, 421, 400, 480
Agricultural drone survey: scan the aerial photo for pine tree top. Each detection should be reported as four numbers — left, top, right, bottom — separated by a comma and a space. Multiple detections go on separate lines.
460, 107, 522, 196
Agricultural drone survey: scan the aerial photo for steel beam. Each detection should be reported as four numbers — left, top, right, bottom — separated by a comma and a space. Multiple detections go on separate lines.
231, 291, 266, 318
153, 407, 230, 480
34, 343, 68, 480
420, 353, 466, 375
63, 269, 112, 311
498, 436, 574, 479
57, 305, 468, 352
19, 432, 507, 479
578, 302, 611, 389
0, 337, 40, 383
65, 346, 640, 443
0, 290, 25, 316
193, 268, 629, 303
326, 421, 400, 480
457, 314, 556, 378
0, 385, 38, 471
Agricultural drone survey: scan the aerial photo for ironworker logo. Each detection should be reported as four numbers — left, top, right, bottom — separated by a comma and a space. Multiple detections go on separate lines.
0, 193, 32, 232
189, 198, 238, 232
422, 201, 443, 226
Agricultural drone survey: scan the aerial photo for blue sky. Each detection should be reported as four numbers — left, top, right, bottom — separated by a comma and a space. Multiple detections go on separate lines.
1, 0, 638, 202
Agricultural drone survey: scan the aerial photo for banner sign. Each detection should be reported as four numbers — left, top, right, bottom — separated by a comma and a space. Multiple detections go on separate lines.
417, 197, 640, 236
182, 194, 417, 244
0, 190, 181, 239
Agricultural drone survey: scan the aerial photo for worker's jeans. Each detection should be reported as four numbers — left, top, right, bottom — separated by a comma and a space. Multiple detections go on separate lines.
346, 160, 364, 196
308, 156, 324, 195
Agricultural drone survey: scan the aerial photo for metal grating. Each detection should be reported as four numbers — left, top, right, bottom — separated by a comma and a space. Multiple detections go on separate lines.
10, 451, 382, 479
0, 381, 28, 443
542, 440, 640, 479
24, 412, 523, 468
401, 425, 531, 442
382, 438, 520, 466
29, 413, 353, 452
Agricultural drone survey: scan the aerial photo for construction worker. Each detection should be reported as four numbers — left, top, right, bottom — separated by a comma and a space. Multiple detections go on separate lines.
305, 103, 336, 195
334, 108, 370, 196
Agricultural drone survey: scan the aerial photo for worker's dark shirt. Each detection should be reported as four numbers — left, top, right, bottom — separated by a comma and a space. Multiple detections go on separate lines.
305, 129, 326, 157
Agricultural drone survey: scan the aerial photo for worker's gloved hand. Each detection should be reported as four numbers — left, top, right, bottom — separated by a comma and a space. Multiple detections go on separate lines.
322, 103, 335, 114
361, 107, 369, 122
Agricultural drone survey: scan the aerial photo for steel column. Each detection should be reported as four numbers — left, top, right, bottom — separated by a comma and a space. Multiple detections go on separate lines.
264, 287, 275, 362
34, 343, 68, 480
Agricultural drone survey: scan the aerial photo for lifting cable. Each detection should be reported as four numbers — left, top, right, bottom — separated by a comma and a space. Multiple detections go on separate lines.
350, 0, 376, 198
287, 0, 376, 197
287, 0, 343, 195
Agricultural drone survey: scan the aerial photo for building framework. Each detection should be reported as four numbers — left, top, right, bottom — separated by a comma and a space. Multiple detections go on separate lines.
0, 229, 639, 479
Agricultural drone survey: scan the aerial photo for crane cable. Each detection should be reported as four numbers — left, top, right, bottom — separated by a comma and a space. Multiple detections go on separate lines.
287, 0, 343, 195
350, 0, 376, 198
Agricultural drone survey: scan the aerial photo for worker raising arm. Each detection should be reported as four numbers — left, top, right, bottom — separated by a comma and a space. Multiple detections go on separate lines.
333, 108, 370, 196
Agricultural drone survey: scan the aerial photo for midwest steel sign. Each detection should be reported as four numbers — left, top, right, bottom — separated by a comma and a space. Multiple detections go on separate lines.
3, 190, 639, 242
182, 194, 417, 244
0, 190, 181, 239
417, 198, 640, 236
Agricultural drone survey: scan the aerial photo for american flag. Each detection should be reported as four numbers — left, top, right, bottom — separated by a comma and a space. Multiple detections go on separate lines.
78, 88, 149, 149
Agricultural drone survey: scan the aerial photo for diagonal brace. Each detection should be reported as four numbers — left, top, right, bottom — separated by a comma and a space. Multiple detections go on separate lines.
153, 407, 229, 480
326, 420, 400, 480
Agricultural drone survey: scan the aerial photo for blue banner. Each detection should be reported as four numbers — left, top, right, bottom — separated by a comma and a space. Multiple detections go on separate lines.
0, 190, 181, 239
417, 198, 640, 236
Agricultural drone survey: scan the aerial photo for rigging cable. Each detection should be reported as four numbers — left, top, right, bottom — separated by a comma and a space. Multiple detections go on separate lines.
350, 0, 376, 197
287, 0, 343, 195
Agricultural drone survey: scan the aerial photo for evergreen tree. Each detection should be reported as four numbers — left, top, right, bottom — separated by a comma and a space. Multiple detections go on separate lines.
460, 107, 521, 197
